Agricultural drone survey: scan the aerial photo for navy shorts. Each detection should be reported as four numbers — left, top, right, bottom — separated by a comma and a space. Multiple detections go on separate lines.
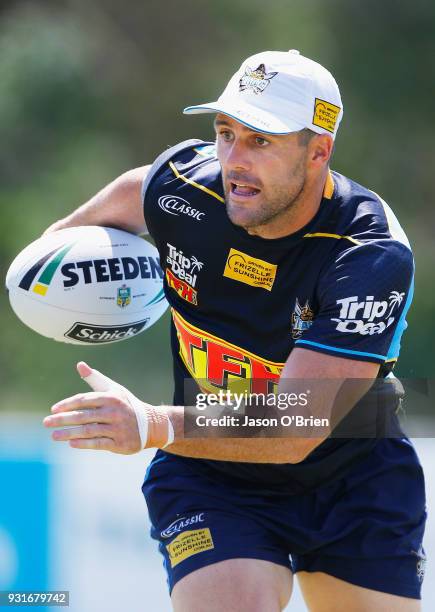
142, 438, 426, 599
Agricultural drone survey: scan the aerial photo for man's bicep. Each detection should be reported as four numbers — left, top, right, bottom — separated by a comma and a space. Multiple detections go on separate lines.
122, 164, 151, 235
281, 347, 380, 379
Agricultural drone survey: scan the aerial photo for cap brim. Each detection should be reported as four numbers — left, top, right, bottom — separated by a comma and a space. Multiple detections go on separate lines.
183, 99, 305, 135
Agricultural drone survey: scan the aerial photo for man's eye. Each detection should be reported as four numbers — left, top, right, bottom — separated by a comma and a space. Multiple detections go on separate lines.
220, 131, 233, 141
255, 136, 268, 146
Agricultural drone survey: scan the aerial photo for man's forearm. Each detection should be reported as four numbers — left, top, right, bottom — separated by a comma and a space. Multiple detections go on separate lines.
44, 166, 150, 235
157, 407, 322, 464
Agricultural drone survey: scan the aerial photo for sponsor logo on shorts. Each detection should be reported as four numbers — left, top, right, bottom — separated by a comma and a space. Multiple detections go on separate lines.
158, 195, 205, 221
161, 513, 205, 538
223, 248, 277, 291
331, 291, 405, 335
291, 298, 314, 339
239, 64, 278, 95
64, 320, 149, 343
312, 98, 341, 133
166, 528, 214, 567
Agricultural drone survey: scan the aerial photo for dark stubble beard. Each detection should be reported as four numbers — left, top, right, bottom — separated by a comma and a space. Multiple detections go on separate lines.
224, 152, 308, 231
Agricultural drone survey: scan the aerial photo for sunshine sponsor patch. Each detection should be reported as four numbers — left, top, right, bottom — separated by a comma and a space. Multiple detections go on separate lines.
223, 248, 277, 291
166, 528, 214, 568
312, 98, 341, 133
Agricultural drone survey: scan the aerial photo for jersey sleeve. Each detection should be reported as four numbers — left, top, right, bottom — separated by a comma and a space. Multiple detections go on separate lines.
295, 240, 414, 364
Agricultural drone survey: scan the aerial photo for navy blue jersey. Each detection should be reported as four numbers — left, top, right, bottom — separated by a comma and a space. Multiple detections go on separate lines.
143, 139, 414, 492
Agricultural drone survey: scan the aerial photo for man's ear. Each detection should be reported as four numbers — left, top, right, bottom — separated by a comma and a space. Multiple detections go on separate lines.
309, 134, 334, 166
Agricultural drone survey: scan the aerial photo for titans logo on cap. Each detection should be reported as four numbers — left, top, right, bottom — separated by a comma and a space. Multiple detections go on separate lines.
239, 64, 278, 95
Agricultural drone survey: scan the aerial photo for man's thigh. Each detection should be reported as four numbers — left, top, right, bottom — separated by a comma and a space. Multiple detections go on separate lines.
297, 571, 421, 612
171, 558, 292, 612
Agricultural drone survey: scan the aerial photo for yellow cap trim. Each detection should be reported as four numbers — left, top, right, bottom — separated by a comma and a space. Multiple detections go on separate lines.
169, 161, 224, 203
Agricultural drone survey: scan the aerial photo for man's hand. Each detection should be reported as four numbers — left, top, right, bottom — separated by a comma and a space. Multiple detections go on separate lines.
43, 362, 172, 453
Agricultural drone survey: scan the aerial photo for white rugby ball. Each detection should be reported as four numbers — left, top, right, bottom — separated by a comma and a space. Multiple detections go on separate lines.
6, 226, 168, 345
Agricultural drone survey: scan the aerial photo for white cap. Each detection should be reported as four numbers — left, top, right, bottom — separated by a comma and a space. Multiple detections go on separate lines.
184, 50, 343, 139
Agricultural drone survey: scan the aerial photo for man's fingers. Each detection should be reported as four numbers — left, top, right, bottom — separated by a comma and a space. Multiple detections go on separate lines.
78, 361, 119, 393
51, 423, 113, 441
50, 392, 119, 414
43, 408, 112, 428
76, 361, 92, 378
69, 437, 115, 451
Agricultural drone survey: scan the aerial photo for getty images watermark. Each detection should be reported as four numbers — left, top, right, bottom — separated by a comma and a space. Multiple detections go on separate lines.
194, 389, 329, 429
183, 378, 435, 439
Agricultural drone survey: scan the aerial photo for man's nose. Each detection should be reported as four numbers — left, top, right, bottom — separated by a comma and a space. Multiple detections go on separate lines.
224, 139, 252, 171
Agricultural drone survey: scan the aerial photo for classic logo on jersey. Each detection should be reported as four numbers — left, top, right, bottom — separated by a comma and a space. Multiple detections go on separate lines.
312, 98, 341, 133
161, 513, 205, 539
18, 243, 75, 296
332, 291, 405, 335
291, 298, 314, 339
116, 284, 131, 308
158, 195, 205, 221
166, 528, 214, 568
223, 248, 277, 291
166, 244, 204, 305
239, 64, 278, 94
172, 309, 284, 395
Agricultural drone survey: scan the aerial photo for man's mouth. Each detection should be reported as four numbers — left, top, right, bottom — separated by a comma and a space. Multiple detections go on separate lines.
230, 182, 261, 197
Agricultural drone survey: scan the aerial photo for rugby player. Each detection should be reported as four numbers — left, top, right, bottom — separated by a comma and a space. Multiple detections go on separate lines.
43, 50, 426, 611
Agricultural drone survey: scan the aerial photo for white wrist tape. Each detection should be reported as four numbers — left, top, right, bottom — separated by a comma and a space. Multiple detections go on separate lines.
126, 393, 149, 449
162, 416, 175, 448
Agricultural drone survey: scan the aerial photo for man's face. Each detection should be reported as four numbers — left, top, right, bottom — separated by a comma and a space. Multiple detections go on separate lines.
214, 114, 310, 232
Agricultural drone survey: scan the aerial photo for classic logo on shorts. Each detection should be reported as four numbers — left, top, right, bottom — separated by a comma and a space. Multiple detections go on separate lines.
166, 244, 204, 305
158, 195, 205, 221
239, 64, 278, 94
223, 248, 277, 291
166, 528, 214, 568
116, 284, 131, 308
161, 513, 205, 538
332, 291, 405, 335
312, 98, 341, 133
291, 298, 314, 339
18, 243, 75, 296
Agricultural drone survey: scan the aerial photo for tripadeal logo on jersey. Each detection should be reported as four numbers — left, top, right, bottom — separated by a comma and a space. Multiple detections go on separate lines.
332, 291, 405, 335
166, 244, 204, 305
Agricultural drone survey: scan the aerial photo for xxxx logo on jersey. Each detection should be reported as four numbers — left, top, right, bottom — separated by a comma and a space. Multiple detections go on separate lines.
172, 309, 284, 395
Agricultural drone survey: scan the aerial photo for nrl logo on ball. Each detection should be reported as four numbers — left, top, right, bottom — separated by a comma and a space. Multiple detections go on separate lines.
117, 284, 131, 308
239, 64, 278, 95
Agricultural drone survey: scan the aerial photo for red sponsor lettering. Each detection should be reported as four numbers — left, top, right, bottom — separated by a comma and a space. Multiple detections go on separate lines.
166, 268, 197, 304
